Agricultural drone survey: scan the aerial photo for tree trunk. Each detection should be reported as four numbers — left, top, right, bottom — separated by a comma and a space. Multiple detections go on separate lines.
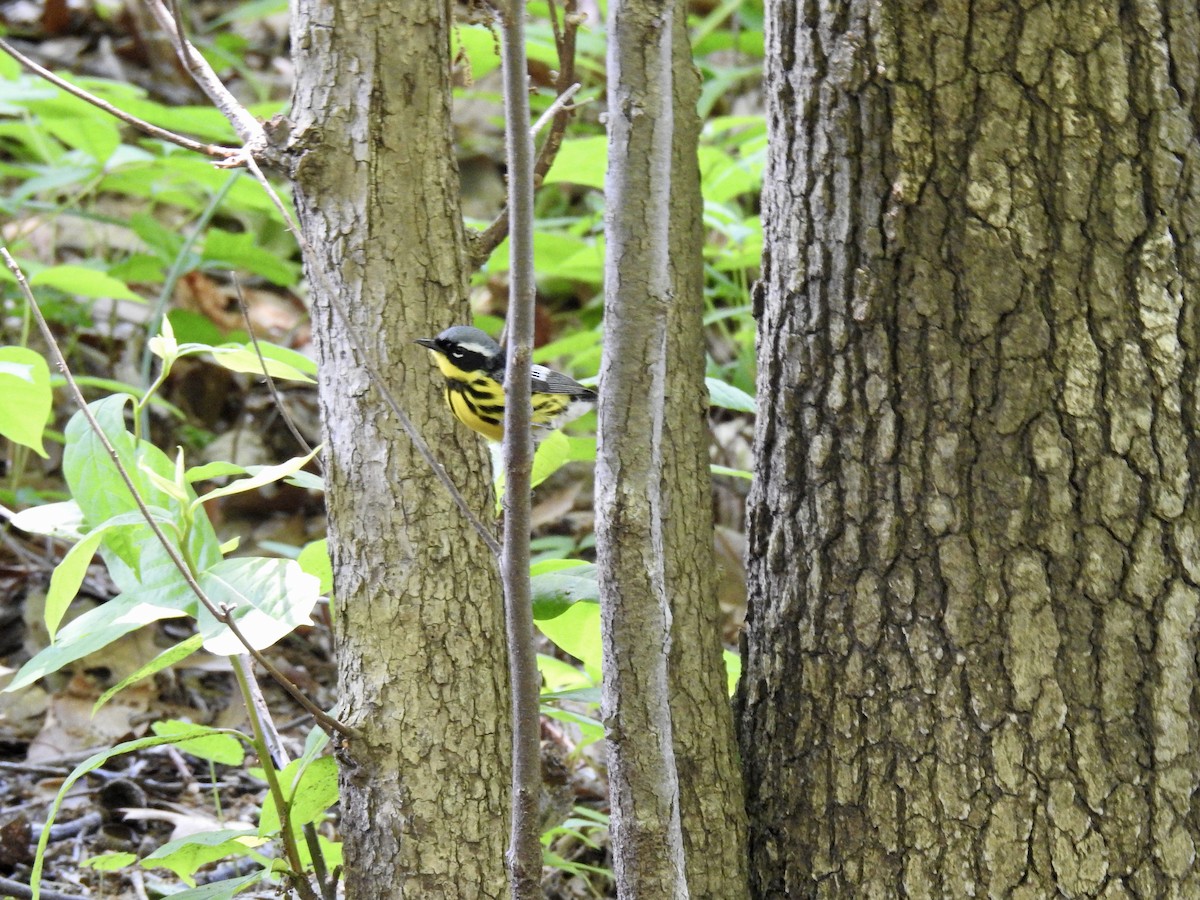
664, 10, 751, 898
740, 1, 1200, 897
597, 0, 689, 894
288, 1, 509, 895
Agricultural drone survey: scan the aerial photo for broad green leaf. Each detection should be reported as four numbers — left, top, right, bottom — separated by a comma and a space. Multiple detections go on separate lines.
538, 653, 593, 693
44, 530, 104, 641
140, 828, 269, 887
207, 344, 316, 382
194, 447, 321, 506
151, 720, 246, 765
193, 557, 319, 655
536, 600, 602, 681
542, 136, 607, 189
724, 648, 742, 696
83, 852, 137, 872
94, 634, 204, 714
0, 346, 51, 456
8, 500, 84, 540
6, 579, 190, 693
258, 755, 338, 834
706, 377, 756, 412
154, 872, 266, 900
30, 265, 141, 302
62, 396, 222, 576
532, 566, 598, 620
42, 115, 120, 165
297, 539, 332, 595
532, 430, 570, 489
203, 228, 298, 287
452, 24, 502, 81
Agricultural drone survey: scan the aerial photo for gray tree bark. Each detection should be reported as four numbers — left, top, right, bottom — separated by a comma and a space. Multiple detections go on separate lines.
597, 0, 689, 895
664, 11, 751, 898
288, 1, 509, 895
740, 1, 1200, 897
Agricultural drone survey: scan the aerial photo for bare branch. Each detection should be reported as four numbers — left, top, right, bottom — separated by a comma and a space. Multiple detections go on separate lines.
497, 0, 542, 893
0, 38, 238, 159
531, 82, 581, 138
143, 0, 265, 148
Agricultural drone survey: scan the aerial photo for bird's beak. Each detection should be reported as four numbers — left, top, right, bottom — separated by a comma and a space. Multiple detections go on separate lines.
415, 338, 436, 349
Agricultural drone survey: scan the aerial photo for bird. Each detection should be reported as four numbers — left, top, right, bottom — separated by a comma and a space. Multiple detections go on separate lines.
416, 325, 597, 441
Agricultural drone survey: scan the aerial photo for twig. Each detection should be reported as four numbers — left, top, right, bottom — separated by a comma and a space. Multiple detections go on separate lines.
0, 875, 88, 900
470, 0, 582, 268
230, 274, 322, 469
0, 38, 237, 159
531, 82, 581, 138
143, 0, 265, 147
497, 0, 543, 895
0, 249, 354, 742
237, 153, 503, 560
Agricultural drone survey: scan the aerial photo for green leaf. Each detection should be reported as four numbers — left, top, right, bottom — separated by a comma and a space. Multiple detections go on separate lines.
44, 530, 104, 641
536, 600, 602, 681
140, 828, 270, 887
41, 114, 120, 165
8, 500, 85, 540
531, 566, 599, 620
542, 136, 607, 189
150, 720, 246, 765
6, 577, 191, 693
207, 344, 316, 382
30, 265, 142, 302
297, 539, 332, 595
451, 24, 502, 82
0, 347, 51, 457
154, 872, 267, 900
193, 557, 319, 655
194, 447, 321, 506
724, 648, 742, 697
203, 228, 298, 287
94, 635, 203, 714
83, 852, 137, 872
258, 755, 338, 835
62, 396, 223, 577
706, 376, 756, 412
532, 430, 570, 488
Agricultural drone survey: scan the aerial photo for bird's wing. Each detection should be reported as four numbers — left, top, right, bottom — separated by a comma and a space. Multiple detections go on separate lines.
530, 364, 594, 397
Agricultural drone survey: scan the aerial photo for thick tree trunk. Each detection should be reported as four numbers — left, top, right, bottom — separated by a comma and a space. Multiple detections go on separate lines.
664, 11, 751, 898
288, 1, 509, 896
740, 1, 1200, 897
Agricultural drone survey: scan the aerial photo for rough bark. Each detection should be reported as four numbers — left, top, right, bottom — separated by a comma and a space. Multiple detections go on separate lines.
597, 0, 688, 895
288, 1, 509, 896
740, 1, 1200, 897
664, 11, 751, 898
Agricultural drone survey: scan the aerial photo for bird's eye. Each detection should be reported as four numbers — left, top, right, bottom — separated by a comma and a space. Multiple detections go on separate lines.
449, 348, 464, 360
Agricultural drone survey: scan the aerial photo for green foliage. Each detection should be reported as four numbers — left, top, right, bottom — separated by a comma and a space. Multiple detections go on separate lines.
0, 346, 51, 456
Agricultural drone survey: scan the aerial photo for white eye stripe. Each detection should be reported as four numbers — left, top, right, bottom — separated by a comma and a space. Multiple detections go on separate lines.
456, 342, 494, 355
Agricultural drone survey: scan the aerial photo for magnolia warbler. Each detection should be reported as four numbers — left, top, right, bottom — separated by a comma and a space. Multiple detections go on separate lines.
416, 325, 597, 441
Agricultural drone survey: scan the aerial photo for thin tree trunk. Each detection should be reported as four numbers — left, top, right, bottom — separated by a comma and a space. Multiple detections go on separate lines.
597, 0, 688, 894
741, 0, 1200, 896
664, 11, 751, 898
289, 1, 509, 895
